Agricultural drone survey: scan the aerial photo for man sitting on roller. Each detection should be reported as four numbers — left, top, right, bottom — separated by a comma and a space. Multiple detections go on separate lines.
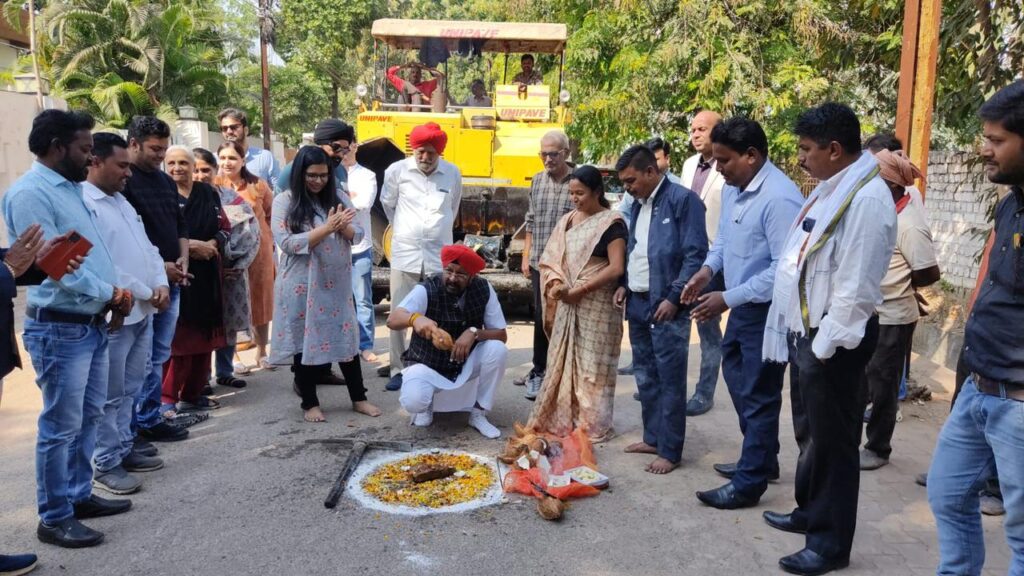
387, 245, 508, 439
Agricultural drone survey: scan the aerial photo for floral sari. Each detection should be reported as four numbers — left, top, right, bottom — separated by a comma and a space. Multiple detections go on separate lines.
528, 209, 624, 442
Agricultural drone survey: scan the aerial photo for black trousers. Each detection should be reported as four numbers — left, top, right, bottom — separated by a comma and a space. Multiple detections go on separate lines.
530, 267, 548, 373
292, 354, 367, 411
788, 316, 879, 561
863, 322, 917, 459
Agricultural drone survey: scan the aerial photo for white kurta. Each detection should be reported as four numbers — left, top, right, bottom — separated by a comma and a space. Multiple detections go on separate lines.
397, 284, 507, 413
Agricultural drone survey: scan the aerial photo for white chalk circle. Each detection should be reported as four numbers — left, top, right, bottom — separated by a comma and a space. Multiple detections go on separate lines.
346, 449, 504, 516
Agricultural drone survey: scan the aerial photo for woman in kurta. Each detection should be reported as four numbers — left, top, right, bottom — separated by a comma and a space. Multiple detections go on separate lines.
270, 146, 381, 423
527, 166, 627, 442
196, 147, 260, 385
162, 146, 229, 411
216, 141, 275, 370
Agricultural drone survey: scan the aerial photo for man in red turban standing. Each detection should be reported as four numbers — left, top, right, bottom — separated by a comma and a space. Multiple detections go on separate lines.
387, 244, 507, 438
381, 122, 463, 391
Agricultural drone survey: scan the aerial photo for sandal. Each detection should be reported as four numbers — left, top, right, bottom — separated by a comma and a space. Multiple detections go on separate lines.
232, 360, 251, 375
216, 376, 248, 389
177, 397, 221, 412
258, 357, 276, 371
168, 411, 210, 428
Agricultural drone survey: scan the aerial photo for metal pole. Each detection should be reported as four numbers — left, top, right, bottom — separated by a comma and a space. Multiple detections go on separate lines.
258, 0, 272, 151
27, 0, 43, 111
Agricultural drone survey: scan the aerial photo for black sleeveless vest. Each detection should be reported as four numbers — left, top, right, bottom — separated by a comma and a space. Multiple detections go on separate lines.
402, 274, 489, 381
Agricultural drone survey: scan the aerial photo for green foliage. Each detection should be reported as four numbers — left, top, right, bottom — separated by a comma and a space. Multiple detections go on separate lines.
33, 0, 229, 128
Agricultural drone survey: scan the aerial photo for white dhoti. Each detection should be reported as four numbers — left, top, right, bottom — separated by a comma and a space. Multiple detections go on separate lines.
399, 340, 508, 414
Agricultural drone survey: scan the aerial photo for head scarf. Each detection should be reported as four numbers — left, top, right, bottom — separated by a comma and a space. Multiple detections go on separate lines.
313, 119, 353, 145
409, 122, 448, 154
441, 244, 485, 276
874, 149, 923, 188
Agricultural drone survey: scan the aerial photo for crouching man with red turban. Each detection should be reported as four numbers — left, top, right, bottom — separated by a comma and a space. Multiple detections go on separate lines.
386, 244, 507, 438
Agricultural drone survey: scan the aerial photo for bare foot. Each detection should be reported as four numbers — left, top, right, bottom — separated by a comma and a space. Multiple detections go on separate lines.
361, 350, 379, 363
645, 457, 679, 474
303, 406, 327, 423
624, 441, 658, 454
353, 400, 382, 417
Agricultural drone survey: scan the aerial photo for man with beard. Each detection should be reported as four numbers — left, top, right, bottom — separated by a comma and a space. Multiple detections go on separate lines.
683, 118, 802, 509
121, 116, 190, 444
928, 80, 1024, 576
85, 132, 170, 496
4, 110, 135, 548
218, 108, 280, 189
387, 245, 507, 438
276, 119, 353, 195
760, 103, 896, 575
380, 122, 463, 391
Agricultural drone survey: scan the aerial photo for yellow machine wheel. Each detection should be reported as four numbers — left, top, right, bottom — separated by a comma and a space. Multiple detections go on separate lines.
383, 224, 393, 262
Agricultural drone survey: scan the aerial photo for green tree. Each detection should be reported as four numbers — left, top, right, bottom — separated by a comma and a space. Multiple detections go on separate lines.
36, 0, 229, 127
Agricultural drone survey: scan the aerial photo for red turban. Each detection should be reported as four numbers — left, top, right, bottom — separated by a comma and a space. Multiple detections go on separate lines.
441, 244, 485, 276
409, 122, 448, 154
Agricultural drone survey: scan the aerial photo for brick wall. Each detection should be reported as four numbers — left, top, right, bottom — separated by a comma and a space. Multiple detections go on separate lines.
924, 150, 1000, 290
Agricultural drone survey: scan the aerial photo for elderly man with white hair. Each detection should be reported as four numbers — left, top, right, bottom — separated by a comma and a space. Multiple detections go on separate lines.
517, 130, 574, 399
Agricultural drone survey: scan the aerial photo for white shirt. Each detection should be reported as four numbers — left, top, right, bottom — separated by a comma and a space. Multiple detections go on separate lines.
776, 162, 897, 359
83, 182, 168, 324
465, 94, 492, 107
626, 176, 665, 292
346, 163, 378, 255
398, 283, 507, 329
381, 157, 463, 274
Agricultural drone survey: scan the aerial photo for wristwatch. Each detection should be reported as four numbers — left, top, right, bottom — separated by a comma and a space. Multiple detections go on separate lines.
469, 327, 479, 340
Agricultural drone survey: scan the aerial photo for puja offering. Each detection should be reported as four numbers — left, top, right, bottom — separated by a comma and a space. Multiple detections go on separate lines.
565, 466, 609, 488
359, 452, 497, 509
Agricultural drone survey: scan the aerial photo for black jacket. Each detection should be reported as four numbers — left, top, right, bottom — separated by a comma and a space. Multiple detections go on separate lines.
0, 249, 47, 379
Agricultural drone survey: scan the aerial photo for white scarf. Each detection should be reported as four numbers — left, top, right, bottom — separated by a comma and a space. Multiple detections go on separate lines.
762, 152, 881, 362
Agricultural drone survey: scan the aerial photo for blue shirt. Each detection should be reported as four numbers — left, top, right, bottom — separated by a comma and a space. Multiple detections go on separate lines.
704, 161, 803, 309
962, 186, 1024, 385
3, 162, 117, 314
246, 146, 281, 191
623, 178, 708, 305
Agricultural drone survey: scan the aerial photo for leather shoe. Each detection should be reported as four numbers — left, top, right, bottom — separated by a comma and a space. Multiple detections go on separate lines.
138, 421, 188, 442
385, 373, 403, 391
617, 362, 634, 376
713, 462, 780, 481
778, 548, 849, 575
37, 518, 104, 548
695, 482, 759, 510
763, 510, 807, 535
73, 495, 132, 519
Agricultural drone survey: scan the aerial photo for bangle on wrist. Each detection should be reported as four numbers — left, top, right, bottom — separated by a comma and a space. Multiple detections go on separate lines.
408, 312, 422, 328
3, 260, 17, 278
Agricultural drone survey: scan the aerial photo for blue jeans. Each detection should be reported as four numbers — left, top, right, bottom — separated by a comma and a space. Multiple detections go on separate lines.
352, 251, 374, 352
694, 316, 723, 399
22, 318, 109, 524
928, 377, 1024, 575
136, 286, 179, 430
95, 317, 153, 472
627, 292, 691, 463
720, 303, 784, 497
215, 344, 234, 379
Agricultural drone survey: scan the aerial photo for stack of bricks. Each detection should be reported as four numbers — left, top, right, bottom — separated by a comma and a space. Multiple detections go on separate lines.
924, 150, 1001, 290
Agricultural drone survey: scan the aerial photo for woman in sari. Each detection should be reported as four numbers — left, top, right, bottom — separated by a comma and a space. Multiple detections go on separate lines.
527, 166, 627, 442
162, 146, 229, 412
270, 146, 381, 422
195, 147, 260, 387
216, 141, 275, 370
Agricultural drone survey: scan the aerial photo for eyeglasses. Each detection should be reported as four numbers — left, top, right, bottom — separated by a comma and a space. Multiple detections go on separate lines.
220, 123, 243, 133
330, 143, 351, 155
305, 173, 330, 181
443, 268, 469, 281
539, 151, 564, 159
